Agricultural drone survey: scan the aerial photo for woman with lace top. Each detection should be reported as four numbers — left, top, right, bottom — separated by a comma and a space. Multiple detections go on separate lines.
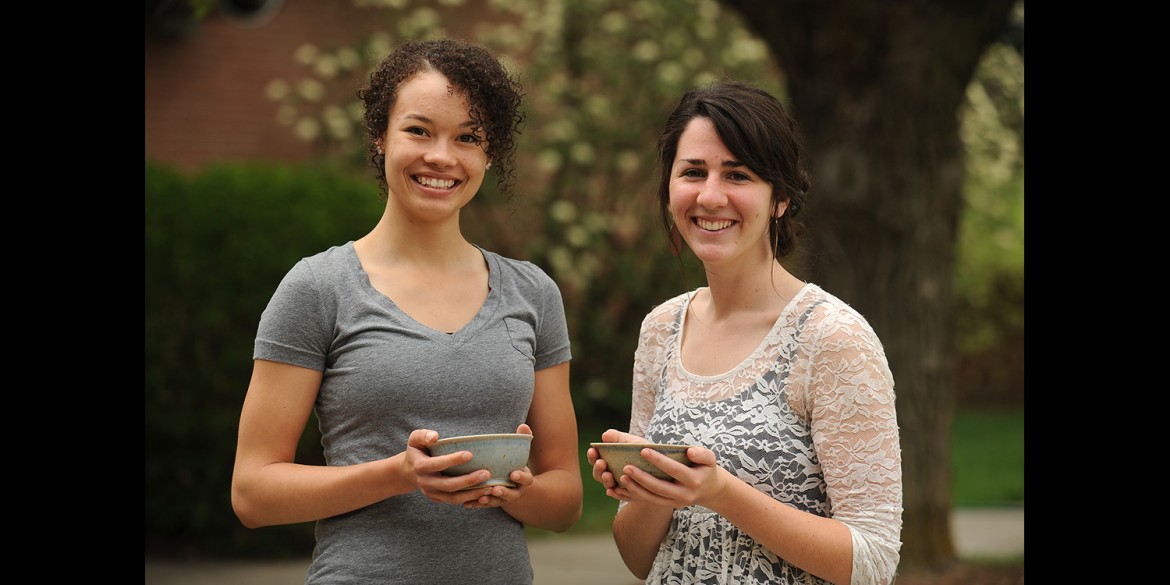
587, 81, 902, 585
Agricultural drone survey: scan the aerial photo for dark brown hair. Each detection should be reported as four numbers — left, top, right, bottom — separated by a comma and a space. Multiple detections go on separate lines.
656, 81, 810, 259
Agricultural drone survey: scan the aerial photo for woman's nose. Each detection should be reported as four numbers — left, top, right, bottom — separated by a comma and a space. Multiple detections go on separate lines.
695, 178, 728, 207
422, 141, 457, 167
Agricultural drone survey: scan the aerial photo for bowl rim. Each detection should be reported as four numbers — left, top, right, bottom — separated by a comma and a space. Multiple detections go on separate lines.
433, 433, 533, 447
589, 442, 695, 451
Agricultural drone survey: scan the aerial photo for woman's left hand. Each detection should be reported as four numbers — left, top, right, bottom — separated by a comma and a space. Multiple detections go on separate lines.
610, 444, 726, 509
463, 423, 535, 509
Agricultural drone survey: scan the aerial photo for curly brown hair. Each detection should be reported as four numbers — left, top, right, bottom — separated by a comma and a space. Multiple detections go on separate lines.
357, 38, 525, 197
656, 81, 811, 260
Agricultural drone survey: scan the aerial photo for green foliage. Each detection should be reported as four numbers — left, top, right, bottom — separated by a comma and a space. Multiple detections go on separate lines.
492, 0, 783, 421
956, 44, 1025, 354
951, 410, 1025, 506
267, 0, 1025, 416
145, 159, 382, 557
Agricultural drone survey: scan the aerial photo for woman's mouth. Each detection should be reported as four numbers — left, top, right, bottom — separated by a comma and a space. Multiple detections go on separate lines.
695, 218, 735, 231
415, 175, 458, 189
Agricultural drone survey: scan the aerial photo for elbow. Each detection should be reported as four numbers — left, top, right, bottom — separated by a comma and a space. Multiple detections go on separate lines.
624, 558, 651, 581
548, 500, 583, 534
234, 510, 263, 530
565, 501, 584, 532
628, 562, 651, 581
547, 478, 583, 533
846, 523, 902, 585
230, 485, 266, 529
621, 547, 652, 580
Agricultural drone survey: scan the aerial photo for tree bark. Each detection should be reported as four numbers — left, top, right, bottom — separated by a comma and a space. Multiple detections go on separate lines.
722, 0, 1018, 571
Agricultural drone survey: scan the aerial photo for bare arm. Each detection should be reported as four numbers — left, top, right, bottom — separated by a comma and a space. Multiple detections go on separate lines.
231, 360, 407, 526
588, 429, 675, 579
231, 359, 494, 527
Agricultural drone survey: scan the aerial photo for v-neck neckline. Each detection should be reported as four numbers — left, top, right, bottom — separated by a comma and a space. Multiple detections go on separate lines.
345, 241, 500, 346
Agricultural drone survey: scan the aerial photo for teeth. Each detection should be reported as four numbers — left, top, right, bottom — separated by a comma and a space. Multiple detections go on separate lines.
696, 218, 734, 230
417, 176, 456, 189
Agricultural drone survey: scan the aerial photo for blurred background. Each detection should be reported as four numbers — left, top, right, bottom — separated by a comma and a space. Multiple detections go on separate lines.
145, 0, 1023, 573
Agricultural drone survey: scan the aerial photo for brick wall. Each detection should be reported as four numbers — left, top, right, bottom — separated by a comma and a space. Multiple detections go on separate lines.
145, 0, 484, 173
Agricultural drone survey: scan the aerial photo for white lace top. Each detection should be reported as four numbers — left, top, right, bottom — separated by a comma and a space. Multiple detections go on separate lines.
626, 284, 902, 585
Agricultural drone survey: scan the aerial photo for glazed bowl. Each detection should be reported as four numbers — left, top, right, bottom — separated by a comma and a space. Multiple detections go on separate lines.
428, 433, 533, 489
590, 442, 696, 482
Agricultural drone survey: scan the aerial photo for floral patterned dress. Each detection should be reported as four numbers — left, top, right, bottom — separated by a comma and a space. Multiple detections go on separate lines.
625, 284, 902, 585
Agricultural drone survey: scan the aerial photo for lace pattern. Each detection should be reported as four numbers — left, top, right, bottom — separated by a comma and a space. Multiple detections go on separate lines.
627, 284, 902, 585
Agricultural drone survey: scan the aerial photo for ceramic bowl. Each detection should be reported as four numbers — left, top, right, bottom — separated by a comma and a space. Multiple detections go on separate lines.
590, 442, 696, 482
428, 433, 533, 490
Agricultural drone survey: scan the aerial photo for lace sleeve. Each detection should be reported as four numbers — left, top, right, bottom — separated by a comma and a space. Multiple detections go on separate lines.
797, 303, 903, 585
628, 299, 681, 437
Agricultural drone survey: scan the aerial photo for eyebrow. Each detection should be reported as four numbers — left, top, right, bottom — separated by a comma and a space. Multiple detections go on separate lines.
401, 114, 480, 129
677, 158, 745, 168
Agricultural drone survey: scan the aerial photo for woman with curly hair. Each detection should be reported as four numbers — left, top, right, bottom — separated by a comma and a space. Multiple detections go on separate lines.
232, 38, 582, 584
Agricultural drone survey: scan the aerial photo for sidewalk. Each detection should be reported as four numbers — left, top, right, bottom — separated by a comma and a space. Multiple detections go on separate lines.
145, 508, 1022, 585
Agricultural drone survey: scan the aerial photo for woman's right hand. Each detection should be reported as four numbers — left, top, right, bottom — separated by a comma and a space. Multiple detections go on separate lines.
586, 429, 648, 494
405, 429, 494, 505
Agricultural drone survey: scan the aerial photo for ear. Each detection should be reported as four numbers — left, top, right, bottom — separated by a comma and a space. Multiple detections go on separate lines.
774, 201, 788, 218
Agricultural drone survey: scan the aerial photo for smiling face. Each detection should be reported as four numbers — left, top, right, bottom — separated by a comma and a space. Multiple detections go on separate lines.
379, 70, 490, 223
669, 117, 781, 268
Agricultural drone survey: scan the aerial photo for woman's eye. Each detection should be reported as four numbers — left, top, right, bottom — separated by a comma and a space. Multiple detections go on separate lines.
405, 126, 427, 136
459, 134, 483, 144
727, 172, 751, 181
681, 169, 705, 178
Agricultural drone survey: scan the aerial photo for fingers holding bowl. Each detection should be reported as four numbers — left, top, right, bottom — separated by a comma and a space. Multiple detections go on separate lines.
427, 433, 533, 490
589, 442, 697, 483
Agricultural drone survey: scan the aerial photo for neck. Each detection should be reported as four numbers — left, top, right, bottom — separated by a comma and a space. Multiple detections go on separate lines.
701, 260, 799, 318
356, 225, 478, 273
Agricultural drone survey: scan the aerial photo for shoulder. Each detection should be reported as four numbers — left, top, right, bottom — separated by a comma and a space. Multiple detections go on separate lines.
483, 249, 559, 290
275, 242, 355, 283
299, 241, 357, 274
796, 285, 866, 324
271, 242, 357, 304
641, 290, 691, 329
798, 284, 885, 350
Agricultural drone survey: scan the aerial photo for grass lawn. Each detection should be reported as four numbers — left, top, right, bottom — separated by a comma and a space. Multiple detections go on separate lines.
952, 409, 1025, 506
532, 408, 1024, 539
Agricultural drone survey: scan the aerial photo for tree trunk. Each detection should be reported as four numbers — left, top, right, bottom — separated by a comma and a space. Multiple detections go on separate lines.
723, 0, 1017, 571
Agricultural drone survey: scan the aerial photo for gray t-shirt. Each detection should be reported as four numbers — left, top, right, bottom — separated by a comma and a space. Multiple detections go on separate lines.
254, 241, 572, 584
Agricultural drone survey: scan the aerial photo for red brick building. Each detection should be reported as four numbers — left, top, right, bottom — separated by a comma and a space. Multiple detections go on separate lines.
145, 0, 484, 173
